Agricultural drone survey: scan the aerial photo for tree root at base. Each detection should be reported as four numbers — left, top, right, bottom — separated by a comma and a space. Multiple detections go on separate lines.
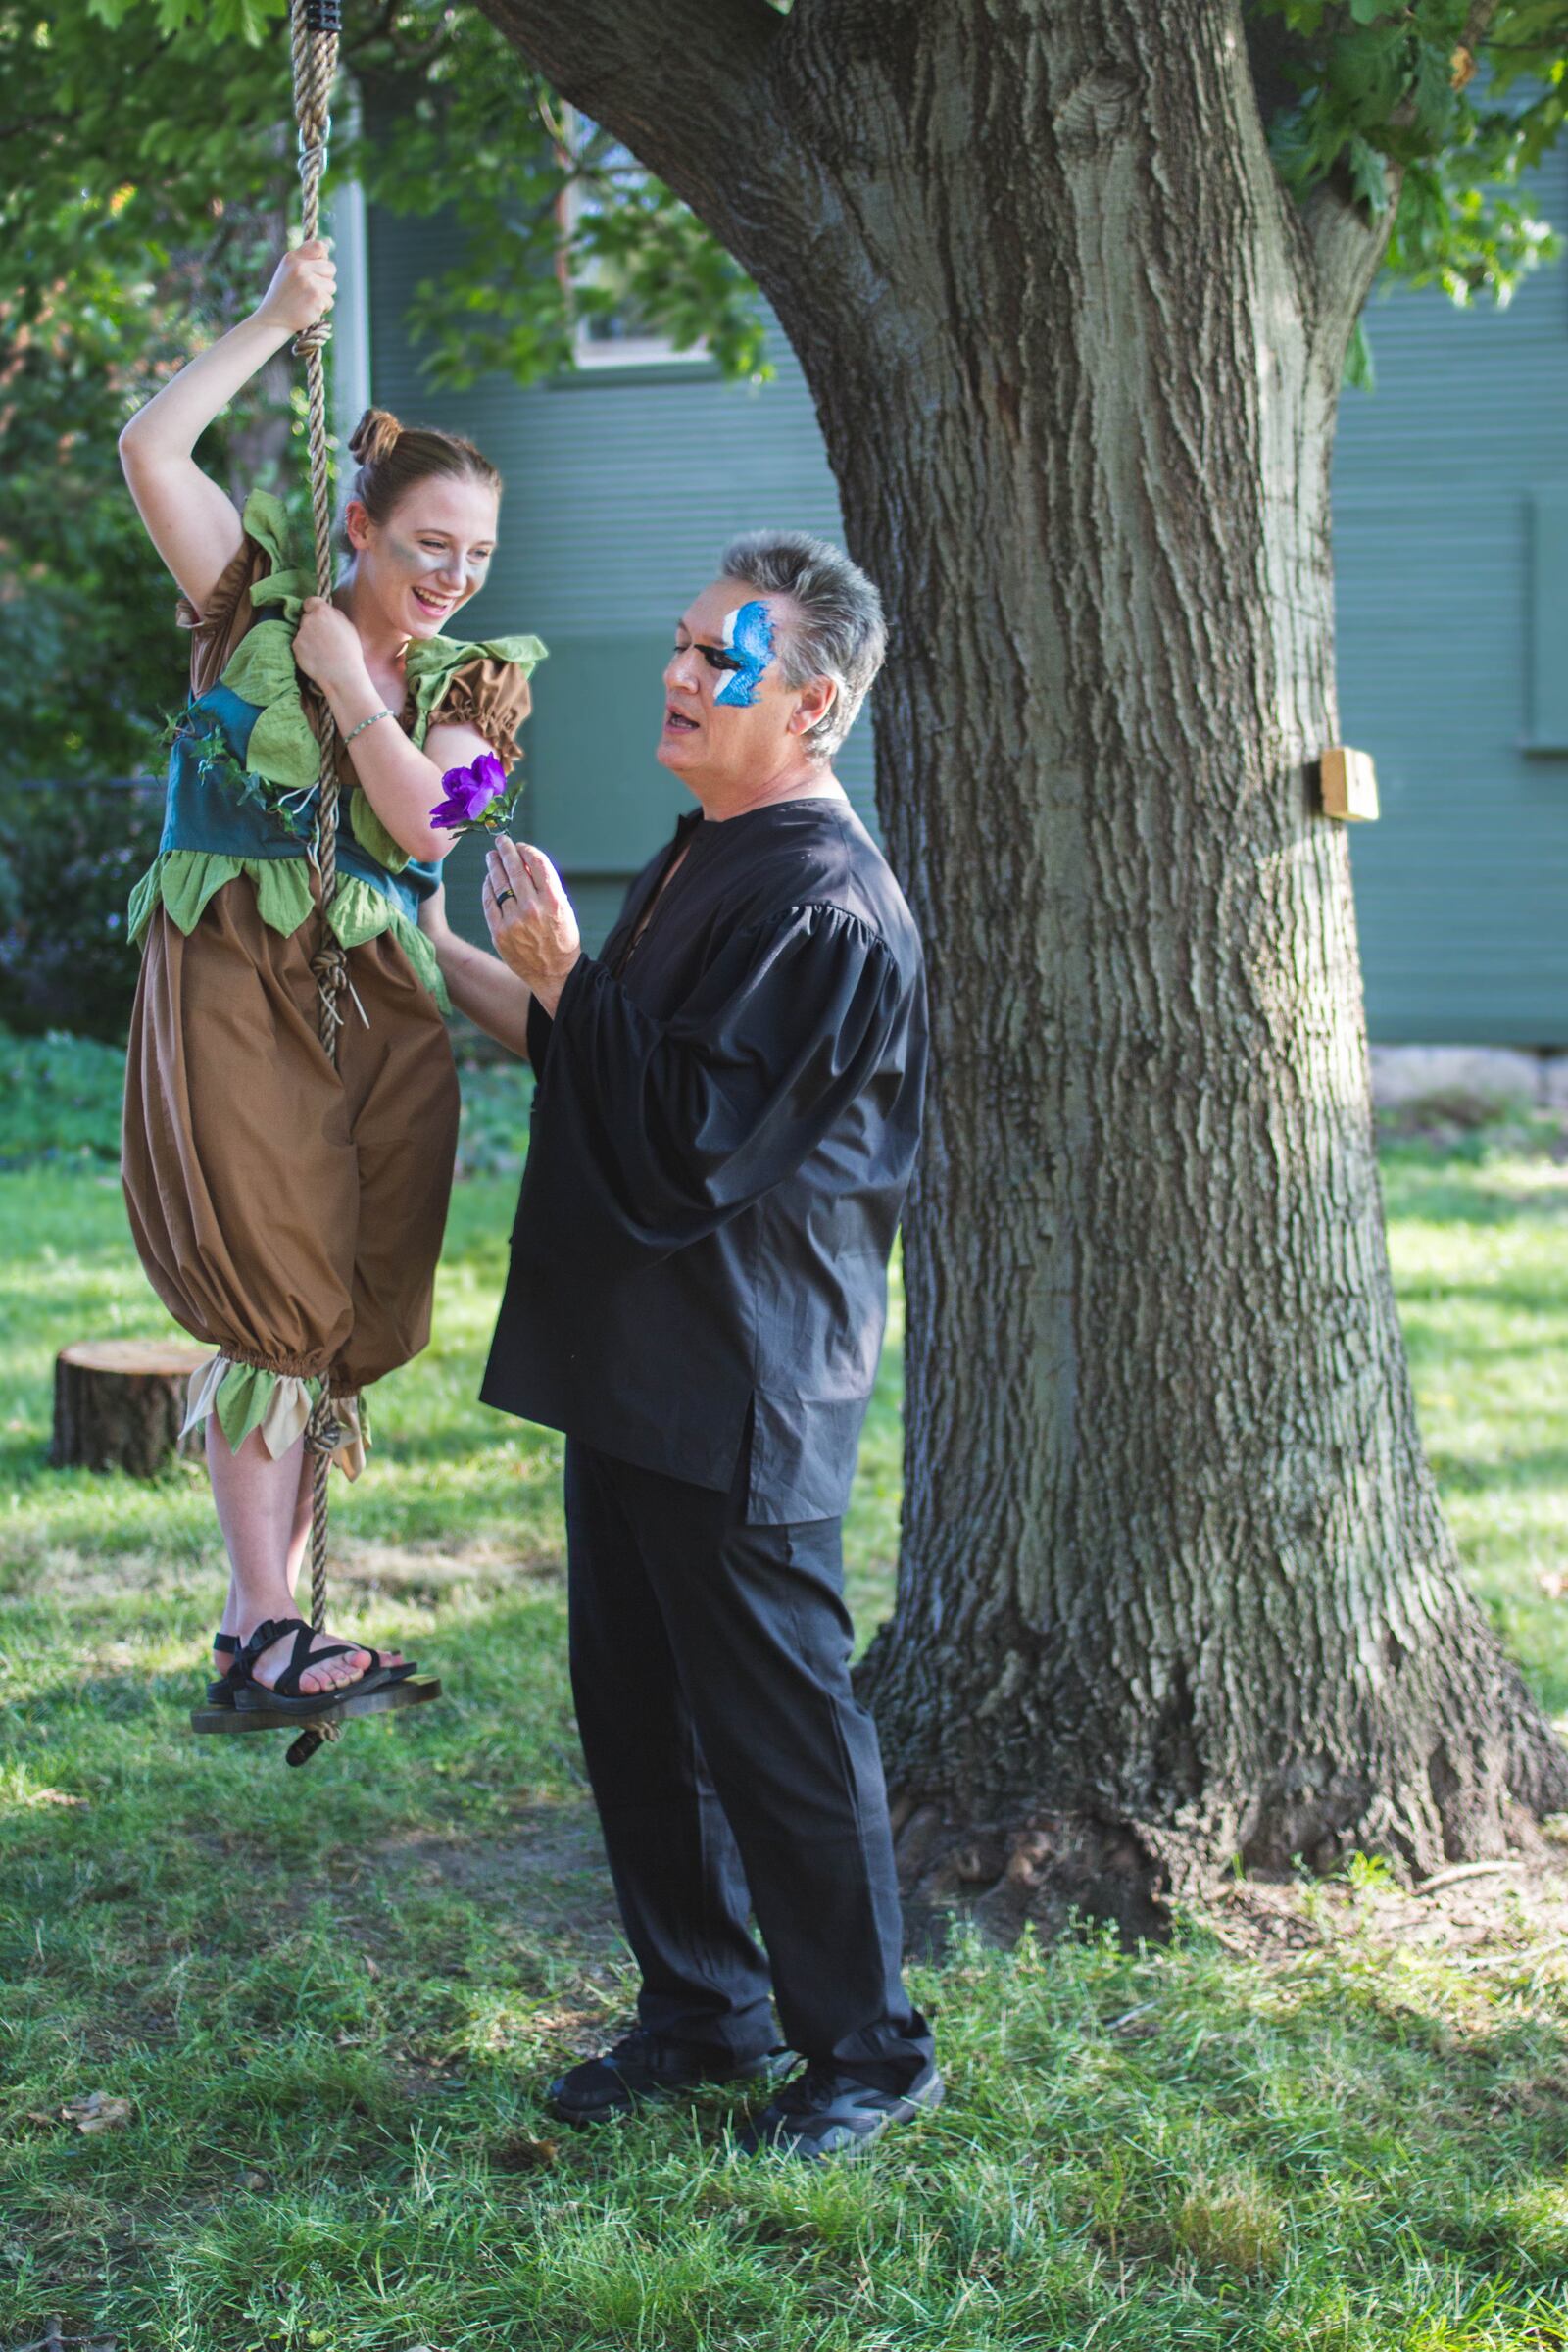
892, 1800, 1175, 1950
889, 1764, 1568, 1955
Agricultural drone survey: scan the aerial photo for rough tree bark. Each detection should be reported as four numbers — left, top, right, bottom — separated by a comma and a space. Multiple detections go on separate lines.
480, 0, 1568, 1921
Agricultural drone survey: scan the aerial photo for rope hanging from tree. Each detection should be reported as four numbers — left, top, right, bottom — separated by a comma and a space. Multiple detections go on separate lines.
291, 0, 347, 1734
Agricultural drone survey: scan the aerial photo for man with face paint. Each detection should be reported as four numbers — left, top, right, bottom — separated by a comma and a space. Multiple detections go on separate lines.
421, 531, 937, 2164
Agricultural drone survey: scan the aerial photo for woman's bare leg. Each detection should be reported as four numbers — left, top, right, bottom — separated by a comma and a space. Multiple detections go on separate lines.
279, 1445, 405, 1671
206, 1420, 362, 1695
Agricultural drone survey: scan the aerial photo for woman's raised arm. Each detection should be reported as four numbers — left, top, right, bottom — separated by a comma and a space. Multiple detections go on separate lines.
418, 882, 534, 1061
118, 242, 336, 614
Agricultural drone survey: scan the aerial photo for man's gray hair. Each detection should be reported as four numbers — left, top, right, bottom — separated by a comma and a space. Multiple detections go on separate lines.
717, 530, 887, 762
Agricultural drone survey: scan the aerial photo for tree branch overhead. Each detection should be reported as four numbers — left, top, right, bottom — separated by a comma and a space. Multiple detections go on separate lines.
1300, 167, 1401, 350
477, 0, 798, 252
1296, 0, 1510, 361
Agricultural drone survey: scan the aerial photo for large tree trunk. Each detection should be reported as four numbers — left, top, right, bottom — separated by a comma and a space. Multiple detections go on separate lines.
482, 0, 1568, 1916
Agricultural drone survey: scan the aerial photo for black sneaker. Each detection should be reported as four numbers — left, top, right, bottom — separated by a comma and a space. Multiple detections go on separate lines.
547, 2027, 792, 2123
737, 2060, 945, 2162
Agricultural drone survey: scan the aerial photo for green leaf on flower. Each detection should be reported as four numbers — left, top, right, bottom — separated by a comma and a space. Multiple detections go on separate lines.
220, 619, 300, 709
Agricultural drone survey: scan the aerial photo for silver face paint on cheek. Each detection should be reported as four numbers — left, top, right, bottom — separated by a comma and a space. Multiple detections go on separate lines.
384, 534, 494, 626
388, 531, 445, 582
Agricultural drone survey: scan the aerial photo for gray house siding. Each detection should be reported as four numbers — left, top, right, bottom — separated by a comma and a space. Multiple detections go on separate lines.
366, 158, 1567, 1042
1336, 141, 1568, 1045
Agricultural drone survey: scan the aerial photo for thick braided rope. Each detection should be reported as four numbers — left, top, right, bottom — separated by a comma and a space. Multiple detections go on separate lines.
290, 0, 345, 1639
305, 1401, 343, 1659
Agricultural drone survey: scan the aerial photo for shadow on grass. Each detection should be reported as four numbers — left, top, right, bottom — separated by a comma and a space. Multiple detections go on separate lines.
8, 1819, 1568, 2352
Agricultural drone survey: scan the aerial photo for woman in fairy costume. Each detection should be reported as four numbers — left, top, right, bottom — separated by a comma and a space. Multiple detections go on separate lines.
119, 239, 544, 1715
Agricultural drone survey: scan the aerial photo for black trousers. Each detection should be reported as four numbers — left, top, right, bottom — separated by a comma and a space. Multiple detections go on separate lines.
564, 1432, 933, 2093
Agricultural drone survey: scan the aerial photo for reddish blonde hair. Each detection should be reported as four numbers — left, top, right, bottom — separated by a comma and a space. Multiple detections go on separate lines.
339, 407, 502, 547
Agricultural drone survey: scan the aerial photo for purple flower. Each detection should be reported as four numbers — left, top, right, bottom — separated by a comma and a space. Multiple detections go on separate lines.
430, 751, 507, 830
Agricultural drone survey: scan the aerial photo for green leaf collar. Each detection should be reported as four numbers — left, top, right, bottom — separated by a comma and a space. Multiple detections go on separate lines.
403, 630, 548, 750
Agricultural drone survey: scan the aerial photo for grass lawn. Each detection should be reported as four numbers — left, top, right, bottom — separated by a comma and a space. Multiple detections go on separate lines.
4, 1060, 1568, 2350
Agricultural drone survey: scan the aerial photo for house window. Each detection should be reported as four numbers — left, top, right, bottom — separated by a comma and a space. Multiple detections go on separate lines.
556, 113, 701, 370
1528, 490, 1568, 753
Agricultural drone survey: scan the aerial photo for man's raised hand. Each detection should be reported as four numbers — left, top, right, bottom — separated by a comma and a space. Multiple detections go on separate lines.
483, 835, 581, 1016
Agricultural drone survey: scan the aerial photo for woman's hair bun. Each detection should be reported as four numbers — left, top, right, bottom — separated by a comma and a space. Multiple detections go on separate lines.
335, 410, 502, 549
348, 407, 402, 467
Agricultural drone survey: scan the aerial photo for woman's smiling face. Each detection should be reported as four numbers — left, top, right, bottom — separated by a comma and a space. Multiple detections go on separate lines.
345, 475, 500, 640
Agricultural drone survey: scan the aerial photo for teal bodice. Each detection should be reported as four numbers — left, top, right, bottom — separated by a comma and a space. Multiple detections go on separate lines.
164, 684, 440, 926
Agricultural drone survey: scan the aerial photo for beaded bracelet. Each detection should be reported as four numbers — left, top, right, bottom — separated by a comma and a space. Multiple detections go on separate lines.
345, 707, 396, 746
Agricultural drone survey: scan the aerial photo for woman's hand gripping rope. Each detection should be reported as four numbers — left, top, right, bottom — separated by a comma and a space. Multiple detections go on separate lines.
254, 238, 336, 342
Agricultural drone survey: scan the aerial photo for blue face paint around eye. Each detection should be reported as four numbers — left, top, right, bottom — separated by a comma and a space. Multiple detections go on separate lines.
713, 601, 775, 708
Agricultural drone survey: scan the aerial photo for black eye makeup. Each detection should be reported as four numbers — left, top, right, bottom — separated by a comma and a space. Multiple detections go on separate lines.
673, 634, 741, 673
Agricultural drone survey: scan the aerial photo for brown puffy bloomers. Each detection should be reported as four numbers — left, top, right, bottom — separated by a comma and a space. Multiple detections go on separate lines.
121, 494, 542, 1473
122, 884, 460, 1473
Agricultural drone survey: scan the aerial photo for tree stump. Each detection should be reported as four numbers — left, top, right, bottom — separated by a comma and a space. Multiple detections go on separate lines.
51, 1340, 213, 1477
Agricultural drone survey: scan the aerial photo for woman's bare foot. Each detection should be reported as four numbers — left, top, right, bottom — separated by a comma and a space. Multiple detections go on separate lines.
216, 1621, 408, 1697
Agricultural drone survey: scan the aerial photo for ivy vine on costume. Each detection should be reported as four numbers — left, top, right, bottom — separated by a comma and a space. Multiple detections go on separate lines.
122, 487, 545, 1473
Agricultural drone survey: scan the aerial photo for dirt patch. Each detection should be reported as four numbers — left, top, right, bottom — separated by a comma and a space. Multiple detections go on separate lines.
895, 1797, 1568, 1985
324, 1534, 564, 1606
1197, 1838, 1568, 1975
5, 1534, 563, 1611
296, 1801, 1568, 2002
366, 1800, 622, 1940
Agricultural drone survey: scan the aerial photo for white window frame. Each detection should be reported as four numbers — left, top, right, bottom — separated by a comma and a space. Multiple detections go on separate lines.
557, 110, 705, 371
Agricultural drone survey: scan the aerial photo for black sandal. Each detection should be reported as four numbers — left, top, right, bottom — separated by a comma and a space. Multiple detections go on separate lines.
206, 1632, 246, 1709
231, 1617, 400, 1718
209, 1626, 416, 1710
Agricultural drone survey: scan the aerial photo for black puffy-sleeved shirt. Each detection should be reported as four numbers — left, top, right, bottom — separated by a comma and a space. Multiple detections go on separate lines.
479, 794, 927, 1525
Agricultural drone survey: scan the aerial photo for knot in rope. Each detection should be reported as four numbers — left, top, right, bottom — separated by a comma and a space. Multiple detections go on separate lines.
289, 0, 339, 255
306, 1397, 345, 1461
286, 1715, 343, 1765
309, 936, 349, 1031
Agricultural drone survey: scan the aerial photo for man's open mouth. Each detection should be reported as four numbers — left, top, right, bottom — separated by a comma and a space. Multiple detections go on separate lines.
664, 706, 699, 733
